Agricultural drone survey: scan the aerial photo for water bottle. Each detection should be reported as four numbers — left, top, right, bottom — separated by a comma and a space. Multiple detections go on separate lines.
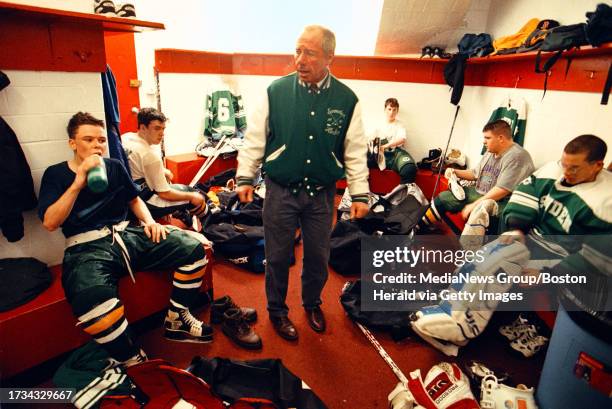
87, 157, 108, 193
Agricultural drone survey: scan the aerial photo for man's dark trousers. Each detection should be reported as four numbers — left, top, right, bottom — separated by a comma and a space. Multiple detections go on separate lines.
263, 177, 336, 317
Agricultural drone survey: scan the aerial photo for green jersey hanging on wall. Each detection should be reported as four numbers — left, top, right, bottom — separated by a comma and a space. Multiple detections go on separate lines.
481, 96, 527, 154
204, 89, 247, 140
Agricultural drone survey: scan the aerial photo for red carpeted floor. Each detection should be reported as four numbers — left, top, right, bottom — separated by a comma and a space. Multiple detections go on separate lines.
30, 221, 547, 408
133, 243, 545, 408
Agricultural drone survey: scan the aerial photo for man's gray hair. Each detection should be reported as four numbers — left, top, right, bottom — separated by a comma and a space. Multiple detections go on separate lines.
303, 25, 336, 56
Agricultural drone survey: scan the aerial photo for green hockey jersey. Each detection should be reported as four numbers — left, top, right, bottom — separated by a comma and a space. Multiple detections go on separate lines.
204, 89, 247, 139
503, 162, 612, 294
481, 97, 527, 154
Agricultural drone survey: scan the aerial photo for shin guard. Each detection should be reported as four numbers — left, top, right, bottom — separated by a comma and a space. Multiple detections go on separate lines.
412, 240, 530, 350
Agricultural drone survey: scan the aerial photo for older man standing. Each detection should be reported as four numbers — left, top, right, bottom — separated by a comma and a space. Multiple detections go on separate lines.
236, 25, 369, 340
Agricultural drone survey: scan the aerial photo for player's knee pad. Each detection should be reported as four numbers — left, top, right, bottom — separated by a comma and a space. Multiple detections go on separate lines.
76, 297, 128, 345
412, 303, 481, 347
412, 239, 530, 347
399, 163, 417, 183
456, 239, 530, 299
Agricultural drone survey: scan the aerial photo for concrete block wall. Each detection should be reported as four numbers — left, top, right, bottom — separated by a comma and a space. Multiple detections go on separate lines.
157, 72, 611, 169
0, 70, 104, 266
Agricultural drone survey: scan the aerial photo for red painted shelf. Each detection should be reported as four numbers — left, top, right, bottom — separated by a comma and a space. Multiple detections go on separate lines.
0, 1, 165, 32
469, 42, 612, 63
156, 43, 612, 94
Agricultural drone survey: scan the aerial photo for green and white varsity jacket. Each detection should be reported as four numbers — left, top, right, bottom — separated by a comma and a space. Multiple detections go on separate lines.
237, 72, 368, 201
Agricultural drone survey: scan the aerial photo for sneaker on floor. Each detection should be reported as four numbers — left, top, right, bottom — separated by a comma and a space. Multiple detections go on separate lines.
499, 314, 533, 341
94, 0, 117, 15
510, 329, 549, 358
164, 304, 213, 343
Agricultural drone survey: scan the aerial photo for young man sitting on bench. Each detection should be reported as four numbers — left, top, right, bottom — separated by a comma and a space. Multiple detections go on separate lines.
411, 135, 611, 357
420, 120, 534, 234
122, 108, 209, 225
369, 98, 418, 183
39, 112, 213, 368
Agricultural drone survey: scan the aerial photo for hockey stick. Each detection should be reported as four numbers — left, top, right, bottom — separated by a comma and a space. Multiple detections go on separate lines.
430, 105, 460, 204
355, 322, 409, 385
189, 134, 229, 187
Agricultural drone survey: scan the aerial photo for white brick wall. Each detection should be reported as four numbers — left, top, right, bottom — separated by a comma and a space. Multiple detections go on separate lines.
0, 70, 104, 266
158, 72, 611, 168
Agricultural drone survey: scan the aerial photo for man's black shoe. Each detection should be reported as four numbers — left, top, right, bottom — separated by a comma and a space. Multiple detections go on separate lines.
305, 307, 326, 333
269, 315, 298, 340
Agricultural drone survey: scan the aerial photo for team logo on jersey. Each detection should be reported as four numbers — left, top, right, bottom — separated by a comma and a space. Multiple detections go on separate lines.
324, 108, 345, 136
540, 194, 572, 232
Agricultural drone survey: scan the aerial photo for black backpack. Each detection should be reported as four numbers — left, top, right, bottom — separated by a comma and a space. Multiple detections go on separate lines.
329, 195, 427, 276
340, 280, 416, 341
585, 3, 612, 46
206, 191, 264, 227
203, 223, 267, 273
535, 23, 588, 73
585, 3, 612, 105
534, 23, 589, 98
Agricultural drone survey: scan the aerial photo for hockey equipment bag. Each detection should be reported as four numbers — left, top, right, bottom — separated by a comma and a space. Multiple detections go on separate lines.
189, 356, 328, 409
329, 194, 426, 276
196, 167, 237, 193
203, 223, 267, 273
340, 280, 416, 341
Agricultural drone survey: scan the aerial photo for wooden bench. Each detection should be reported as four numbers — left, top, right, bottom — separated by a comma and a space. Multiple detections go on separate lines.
0, 251, 213, 380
